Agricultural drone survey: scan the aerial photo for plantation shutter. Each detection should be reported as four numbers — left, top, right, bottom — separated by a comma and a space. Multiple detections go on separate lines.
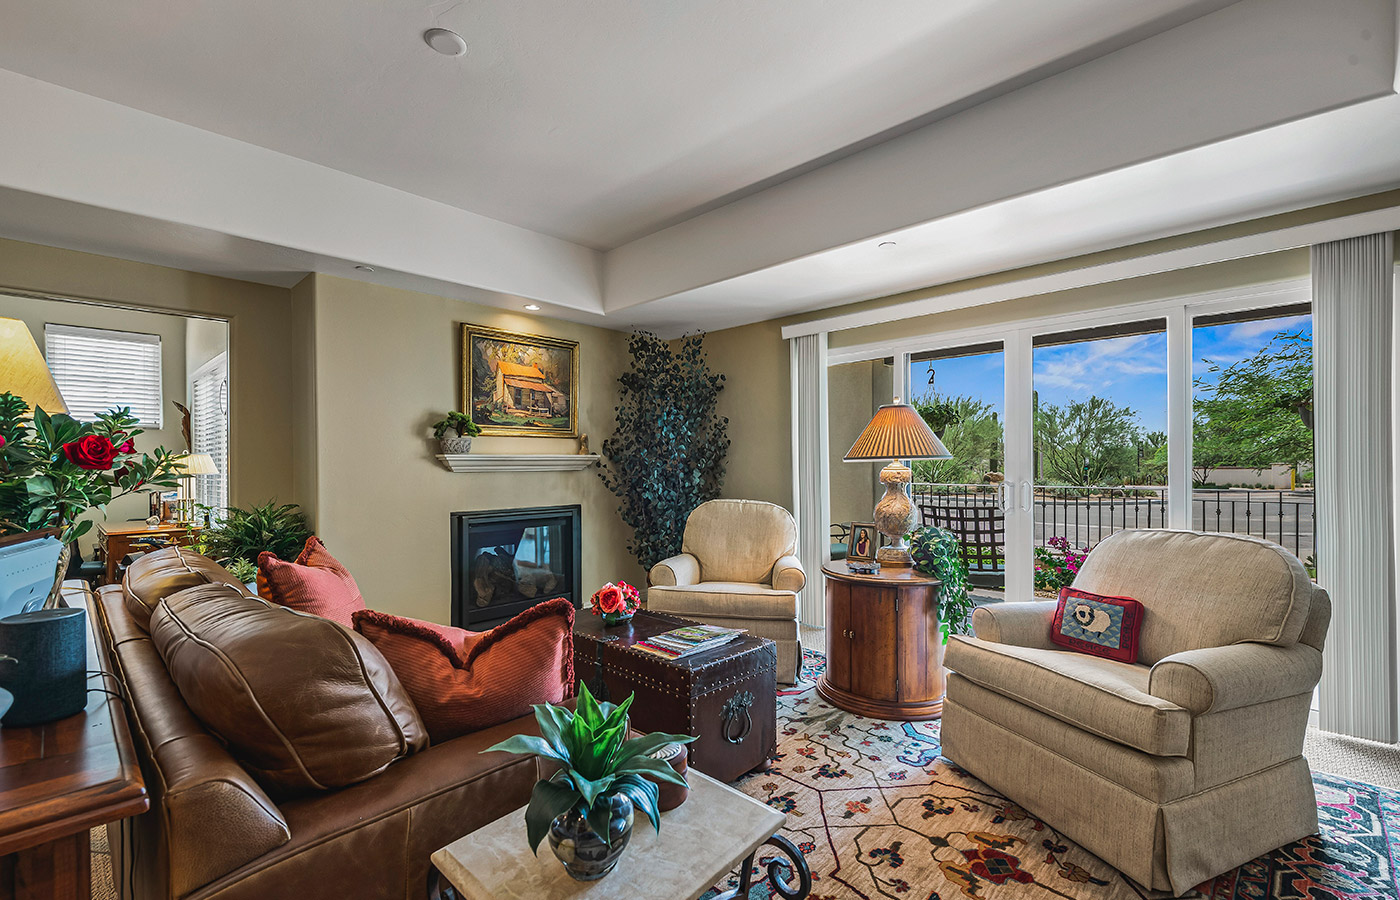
44, 323, 163, 425
190, 353, 230, 518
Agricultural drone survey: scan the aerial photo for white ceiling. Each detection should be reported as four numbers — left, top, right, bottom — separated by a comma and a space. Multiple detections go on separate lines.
0, 0, 1233, 250
0, 0, 1396, 336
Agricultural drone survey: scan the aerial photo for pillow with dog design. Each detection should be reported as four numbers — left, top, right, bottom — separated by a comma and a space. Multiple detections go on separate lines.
1050, 587, 1144, 663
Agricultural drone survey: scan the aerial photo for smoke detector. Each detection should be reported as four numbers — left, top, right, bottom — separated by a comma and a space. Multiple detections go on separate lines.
423, 28, 467, 57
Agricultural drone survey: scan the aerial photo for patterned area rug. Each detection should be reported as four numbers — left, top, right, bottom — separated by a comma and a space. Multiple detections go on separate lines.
704, 650, 1400, 900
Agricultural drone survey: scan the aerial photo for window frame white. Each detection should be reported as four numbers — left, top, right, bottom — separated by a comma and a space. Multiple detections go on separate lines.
188, 351, 230, 519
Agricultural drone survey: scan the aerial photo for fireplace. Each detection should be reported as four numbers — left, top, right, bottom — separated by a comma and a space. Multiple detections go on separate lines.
451, 505, 581, 628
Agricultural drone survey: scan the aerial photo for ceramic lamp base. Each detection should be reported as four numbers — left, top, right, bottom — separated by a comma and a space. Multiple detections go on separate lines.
873, 461, 916, 567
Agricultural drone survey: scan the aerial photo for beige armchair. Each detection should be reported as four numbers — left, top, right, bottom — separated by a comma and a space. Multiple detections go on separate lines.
942, 530, 1330, 895
647, 499, 804, 684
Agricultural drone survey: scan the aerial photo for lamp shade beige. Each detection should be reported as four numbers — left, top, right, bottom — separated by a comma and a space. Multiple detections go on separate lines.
173, 453, 219, 476
0, 317, 67, 414
844, 402, 951, 461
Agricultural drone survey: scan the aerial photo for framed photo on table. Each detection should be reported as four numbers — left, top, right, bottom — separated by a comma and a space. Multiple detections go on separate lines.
462, 324, 578, 438
847, 523, 878, 562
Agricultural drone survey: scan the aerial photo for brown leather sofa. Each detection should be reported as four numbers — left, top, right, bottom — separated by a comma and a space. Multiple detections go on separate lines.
96, 547, 551, 900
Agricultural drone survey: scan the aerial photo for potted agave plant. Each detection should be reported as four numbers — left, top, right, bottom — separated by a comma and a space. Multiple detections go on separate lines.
431, 411, 481, 454
483, 683, 694, 881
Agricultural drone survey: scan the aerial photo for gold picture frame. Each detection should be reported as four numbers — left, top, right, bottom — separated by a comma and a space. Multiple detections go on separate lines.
462, 324, 579, 438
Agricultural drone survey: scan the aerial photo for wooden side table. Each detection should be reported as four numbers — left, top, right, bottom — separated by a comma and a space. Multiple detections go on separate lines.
0, 582, 148, 899
817, 560, 944, 721
97, 522, 200, 584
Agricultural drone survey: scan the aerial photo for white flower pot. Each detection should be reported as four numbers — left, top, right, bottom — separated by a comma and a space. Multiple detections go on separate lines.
439, 436, 473, 454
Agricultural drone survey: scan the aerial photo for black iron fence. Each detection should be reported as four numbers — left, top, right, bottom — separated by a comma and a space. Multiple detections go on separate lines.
911, 483, 1315, 564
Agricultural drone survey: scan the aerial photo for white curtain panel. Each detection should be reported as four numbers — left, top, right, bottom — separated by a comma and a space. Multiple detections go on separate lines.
1312, 232, 1398, 743
790, 333, 829, 627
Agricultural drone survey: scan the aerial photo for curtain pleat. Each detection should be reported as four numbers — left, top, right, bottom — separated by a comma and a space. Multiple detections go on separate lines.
790, 333, 829, 627
1312, 232, 1398, 742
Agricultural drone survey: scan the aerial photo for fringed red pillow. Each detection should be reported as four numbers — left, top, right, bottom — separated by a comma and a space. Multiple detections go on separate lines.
352, 598, 575, 743
257, 536, 366, 628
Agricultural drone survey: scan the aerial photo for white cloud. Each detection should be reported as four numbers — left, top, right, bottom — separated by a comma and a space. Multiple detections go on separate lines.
1034, 334, 1166, 393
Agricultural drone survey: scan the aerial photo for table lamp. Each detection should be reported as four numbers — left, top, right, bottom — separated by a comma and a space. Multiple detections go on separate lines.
844, 399, 952, 567
0, 318, 67, 415
171, 452, 218, 523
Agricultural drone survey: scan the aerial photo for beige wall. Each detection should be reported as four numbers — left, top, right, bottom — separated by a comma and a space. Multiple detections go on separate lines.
0, 237, 301, 510
302, 274, 641, 623
0, 293, 188, 552
696, 318, 793, 510
828, 359, 881, 530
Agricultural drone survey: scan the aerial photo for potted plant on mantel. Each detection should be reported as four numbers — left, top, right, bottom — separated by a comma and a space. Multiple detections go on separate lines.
432, 411, 481, 454
483, 684, 693, 882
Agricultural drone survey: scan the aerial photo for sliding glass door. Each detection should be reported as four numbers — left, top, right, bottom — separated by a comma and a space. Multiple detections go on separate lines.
866, 287, 1315, 608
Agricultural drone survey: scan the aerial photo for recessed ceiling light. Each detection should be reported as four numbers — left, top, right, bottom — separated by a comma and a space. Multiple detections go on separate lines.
424, 28, 467, 57
878, 241, 897, 249
523, 304, 542, 311
355, 264, 375, 272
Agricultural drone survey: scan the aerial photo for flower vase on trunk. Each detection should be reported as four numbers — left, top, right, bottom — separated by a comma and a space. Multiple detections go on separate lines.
590, 581, 641, 627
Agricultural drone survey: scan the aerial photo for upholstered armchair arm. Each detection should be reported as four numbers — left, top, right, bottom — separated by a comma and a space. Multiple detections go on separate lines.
970, 601, 1056, 649
649, 553, 700, 587
1149, 642, 1323, 716
772, 554, 805, 592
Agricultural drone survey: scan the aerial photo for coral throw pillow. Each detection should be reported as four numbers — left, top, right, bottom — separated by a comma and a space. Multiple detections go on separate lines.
352, 598, 575, 743
258, 536, 366, 628
1050, 587, 1144, 664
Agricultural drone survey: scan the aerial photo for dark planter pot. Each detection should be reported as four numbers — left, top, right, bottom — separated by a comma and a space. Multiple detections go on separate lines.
547, 794, 633, 881
601, 611, 634, 627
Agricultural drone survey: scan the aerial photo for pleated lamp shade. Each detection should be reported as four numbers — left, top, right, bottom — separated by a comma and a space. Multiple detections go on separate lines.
845, 402, 951, 462
172, 453, 219, 476
0, 318, 67, 415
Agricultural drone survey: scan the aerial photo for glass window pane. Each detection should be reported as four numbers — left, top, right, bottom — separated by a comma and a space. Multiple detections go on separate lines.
1191, 306, 1314, 572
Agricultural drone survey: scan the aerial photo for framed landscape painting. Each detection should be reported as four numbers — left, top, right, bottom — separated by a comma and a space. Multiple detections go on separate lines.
462, 324, 578, 437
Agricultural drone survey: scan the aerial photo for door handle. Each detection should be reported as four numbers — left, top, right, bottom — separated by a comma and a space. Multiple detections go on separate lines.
997, 481, 1011, 513
1021, 480, 1033, 513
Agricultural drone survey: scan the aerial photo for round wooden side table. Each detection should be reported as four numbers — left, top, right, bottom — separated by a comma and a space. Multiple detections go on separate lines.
817, 560, 944, 721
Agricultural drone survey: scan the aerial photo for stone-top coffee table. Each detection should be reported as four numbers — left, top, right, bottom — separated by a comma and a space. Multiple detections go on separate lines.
429, 770, 809, 900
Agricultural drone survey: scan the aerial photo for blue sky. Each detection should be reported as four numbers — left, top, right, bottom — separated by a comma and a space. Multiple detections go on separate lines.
909, 314, 1312, 435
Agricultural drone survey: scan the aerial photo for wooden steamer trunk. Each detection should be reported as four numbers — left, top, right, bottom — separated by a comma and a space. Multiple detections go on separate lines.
573, 612, 777, 783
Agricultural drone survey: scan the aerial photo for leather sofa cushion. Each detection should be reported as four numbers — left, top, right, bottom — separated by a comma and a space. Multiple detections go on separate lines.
257, 536, 366, 628
681, 499, 797, 584
151, 583, 427, 798
945, 634, 1191, 757
122, 546, 249, 632
353, 598, 574, 744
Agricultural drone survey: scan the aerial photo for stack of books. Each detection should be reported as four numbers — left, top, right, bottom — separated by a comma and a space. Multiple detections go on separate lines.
634, 624, 745, 660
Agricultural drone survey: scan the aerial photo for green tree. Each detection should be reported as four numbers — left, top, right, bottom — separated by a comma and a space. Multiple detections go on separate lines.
1034, 396, 1142, 486
910, 393, 1003, 484
1194, 330, 1312, 482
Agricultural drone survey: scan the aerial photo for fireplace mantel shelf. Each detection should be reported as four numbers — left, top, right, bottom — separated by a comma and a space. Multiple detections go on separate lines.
436, 453, 600, 473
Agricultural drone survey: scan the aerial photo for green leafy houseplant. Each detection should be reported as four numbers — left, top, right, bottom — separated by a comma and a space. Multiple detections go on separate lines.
195, 500, 312, 572
483, 683, 694, 874
0, 393, 185, 605
908, 525, 973, 638
599, 331, 729, 570
431, 411, 481, 440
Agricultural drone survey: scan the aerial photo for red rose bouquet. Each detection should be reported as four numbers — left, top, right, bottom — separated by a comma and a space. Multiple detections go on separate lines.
590, 580, 641, 624
0, 392, 185, 606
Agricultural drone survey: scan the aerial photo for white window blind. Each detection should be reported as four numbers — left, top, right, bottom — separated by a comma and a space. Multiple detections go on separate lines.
190, 353, 229, 518
44, 323, 163, 426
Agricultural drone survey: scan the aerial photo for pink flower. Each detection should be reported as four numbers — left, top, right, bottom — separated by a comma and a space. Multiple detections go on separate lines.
593, 583, 624, 614
118, 439, 135, 453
